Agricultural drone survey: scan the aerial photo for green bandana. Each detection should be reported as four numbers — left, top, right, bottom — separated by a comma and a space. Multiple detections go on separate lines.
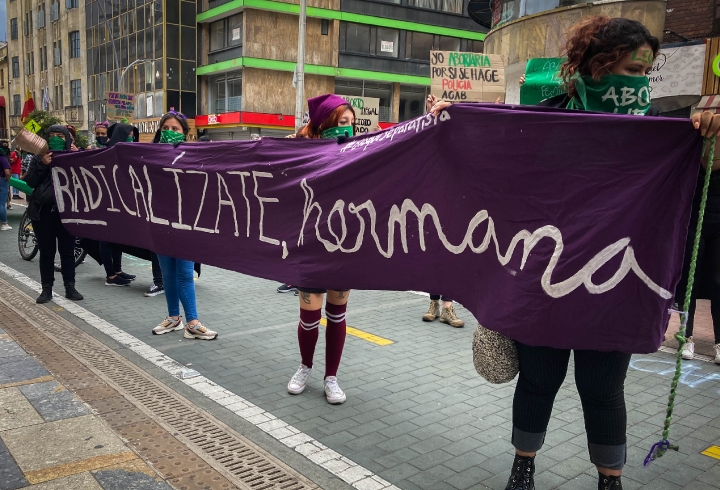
566, 75, 651, 115
126, 135, 134, 142
321, 126, 354, 139
159, 130, 185, 144
48, 136, 67, 151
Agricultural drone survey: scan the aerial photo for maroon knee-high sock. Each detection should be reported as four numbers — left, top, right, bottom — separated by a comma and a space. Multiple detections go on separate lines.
298, 308, 321, 368
324, 302, 347, 378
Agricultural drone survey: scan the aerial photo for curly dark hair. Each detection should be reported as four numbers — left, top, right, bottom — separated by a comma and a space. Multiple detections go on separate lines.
560, 16, 659, 98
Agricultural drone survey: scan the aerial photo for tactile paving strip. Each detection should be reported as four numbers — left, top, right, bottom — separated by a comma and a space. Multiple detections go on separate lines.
0, 278, 317, 490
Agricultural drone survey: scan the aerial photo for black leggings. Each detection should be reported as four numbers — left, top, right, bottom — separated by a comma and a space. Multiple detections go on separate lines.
32, 205, 75, 287
430, 294, 453, 302
99, 242, 122, 277
675, 220, 720, 343
512, 343, 631, 470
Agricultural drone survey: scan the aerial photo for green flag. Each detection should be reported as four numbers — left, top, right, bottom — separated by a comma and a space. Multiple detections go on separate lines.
520, 58, 566, 106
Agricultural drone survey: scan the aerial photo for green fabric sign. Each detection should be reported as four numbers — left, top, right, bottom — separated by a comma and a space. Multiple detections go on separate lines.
520, 58, 566, 105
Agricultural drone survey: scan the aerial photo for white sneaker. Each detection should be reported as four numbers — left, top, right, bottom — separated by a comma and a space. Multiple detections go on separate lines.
324, 376, 346, 404
152, 316, 184, 335
714, 343, 720, 365
1, 224, 11, 231
682, 338, 695, 360
288, 365, 312, 395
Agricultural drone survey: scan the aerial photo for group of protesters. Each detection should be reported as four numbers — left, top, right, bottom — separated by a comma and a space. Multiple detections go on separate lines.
5, 14, 720, 490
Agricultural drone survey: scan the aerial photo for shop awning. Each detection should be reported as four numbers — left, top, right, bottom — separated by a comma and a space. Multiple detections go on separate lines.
695, 95, 720, 113
0, 97, 6, 107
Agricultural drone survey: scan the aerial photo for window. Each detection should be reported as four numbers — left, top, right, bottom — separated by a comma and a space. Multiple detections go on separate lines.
209, 13, 242, 51
468, 40, 484, 53
50, 2, 60, 22
342, 23, 371, 55
70, 31, 80, 58
405, 32, 464, 61
70, 80, 82, 106
13, 95, 21, 116
0, 70, 4, 88
10, 19, 18, 40
66, 0, 78, 8
53, 40, 62, 66
376, 28, 399, 58
55, 85, 63, 107
40, 46, 48, 71
209, 72, 242, 113
24, 57, 30, 75
37, 4, 46, 28
30, 52, 34, 74
340, 23, 399, 58
12, 57, 19, 78
407, 0, 463, 14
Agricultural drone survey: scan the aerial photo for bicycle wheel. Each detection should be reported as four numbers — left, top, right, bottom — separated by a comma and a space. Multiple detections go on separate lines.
18, 211, 38, 261
54, 238, 86, 271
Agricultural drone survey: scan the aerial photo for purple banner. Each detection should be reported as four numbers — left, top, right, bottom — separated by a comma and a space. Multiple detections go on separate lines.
53, 104, 702, 353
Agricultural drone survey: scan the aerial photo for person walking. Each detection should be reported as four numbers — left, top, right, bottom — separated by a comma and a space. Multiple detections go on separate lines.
149, 111, 217, 340
286, 94, 356, 405
23, 125, 83, 303
422, 295, 464, 327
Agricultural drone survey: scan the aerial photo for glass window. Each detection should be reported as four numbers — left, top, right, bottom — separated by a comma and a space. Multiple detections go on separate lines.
136, 30, 145, 58
181, 60, 195, 91
344, 23, 370, 55
154, 90, 163, 116
181, 26, 196, 59
335, 79, 363, 97
55, 85, 63, 107
70, 31, 81, 57
375, 28, 399, 58
53, 40, 62, 66
210, 13, 241, 51
167, 90, 180, 113
407, 0, 462, 14
210, 74, 226, 113
228, 14, 242, 47
438, 36, 461, 51
209, 19, 226, 51
145, 28, 153, 59
362, 82, 392, 121
66, 0, 78, 8
166, 58, 179, 90
165, 0, 179, 24
468, 40, 484, 53
13, 95, 21, 115
525, 0, 561, 16
166, 24, 180, 58
210, 72, 242, 113
181, 1, 195, 26
10, 19, 18, 40
406, 31, 432, 61
399, 85, 428, 122
181, 92, 196, 118
128, 32, 137, 60
71, 79, 82, 106
153, 0, 162, 24
154, 24, 163, 58
12, 57, 19, 78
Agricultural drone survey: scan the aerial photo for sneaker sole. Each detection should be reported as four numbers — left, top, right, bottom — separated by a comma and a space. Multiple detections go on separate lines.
144, 291, 164, 297
183, 331, 218, 340
277, 289, 298, 293
681, 353, 694, 360
422, 317, 437, 322
326, 395, 346, 404
105, 283, 131, 287
439, 319, 465, 328
287, 385, 307, 395
152, 324, 184, 335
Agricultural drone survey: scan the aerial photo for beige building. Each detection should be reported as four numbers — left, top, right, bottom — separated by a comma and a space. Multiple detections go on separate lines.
6, 0, 88, 136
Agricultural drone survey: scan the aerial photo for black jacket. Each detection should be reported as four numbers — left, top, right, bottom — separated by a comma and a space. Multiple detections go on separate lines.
107, 123, 140, 147
24, 125, 73, 220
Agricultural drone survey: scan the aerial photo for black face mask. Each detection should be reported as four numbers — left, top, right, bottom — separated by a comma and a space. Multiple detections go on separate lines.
96, 136, 109, 146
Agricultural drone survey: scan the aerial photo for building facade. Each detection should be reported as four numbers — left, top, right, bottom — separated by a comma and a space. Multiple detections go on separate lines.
6, 0, 88, 136
84, 0, 198, 141
195, 0, 487, 139
664, 0, 720, 43
0, 42, 9, 140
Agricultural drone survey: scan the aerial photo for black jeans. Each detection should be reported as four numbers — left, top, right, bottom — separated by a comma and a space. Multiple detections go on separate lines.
33, 205, 75, 287
151, 252, 163, 286
99, 242, 122, 277
675, 220, 720, 343
430, 294, 453, 302
512, 343, 631, 470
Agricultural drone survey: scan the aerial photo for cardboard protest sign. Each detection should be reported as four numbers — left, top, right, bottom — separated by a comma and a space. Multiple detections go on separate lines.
520, 58, 566, 105
649, 45, 705, 98
431, 51, 506, 102
340, 96, 380, 133
106, 92, 135, 120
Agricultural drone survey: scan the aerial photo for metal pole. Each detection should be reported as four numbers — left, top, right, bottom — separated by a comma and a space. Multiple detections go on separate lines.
294, 0, 307, 132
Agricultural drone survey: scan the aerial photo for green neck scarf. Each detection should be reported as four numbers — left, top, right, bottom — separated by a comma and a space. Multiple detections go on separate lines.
48, 136, 67, 151
567, 75, 651, 115
321, 126, 354, 139
159, 130, 185, 144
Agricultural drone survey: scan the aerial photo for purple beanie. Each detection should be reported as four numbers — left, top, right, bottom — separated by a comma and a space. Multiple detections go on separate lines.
307, 94, 349, 130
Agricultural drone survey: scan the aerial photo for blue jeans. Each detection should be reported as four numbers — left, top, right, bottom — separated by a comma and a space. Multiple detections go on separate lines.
11, 174, 19, 195
157, 254, 197, 322
0, 179, 8, 223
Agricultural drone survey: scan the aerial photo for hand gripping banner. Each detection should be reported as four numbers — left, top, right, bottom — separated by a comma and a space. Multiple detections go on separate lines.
52, 104, 703, 354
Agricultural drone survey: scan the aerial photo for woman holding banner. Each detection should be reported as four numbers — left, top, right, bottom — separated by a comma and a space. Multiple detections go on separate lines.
433, 15, 720, 490
286, 94, 356, 405
149, 112, 218, 341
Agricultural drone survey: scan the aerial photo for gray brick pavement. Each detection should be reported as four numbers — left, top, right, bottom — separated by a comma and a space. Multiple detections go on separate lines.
1, 205, 720, 489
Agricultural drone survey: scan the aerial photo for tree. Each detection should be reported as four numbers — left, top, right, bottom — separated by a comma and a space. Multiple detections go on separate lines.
26, 110, 89, 149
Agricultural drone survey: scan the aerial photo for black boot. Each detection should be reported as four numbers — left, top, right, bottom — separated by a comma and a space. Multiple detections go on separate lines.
598, 473, 623, 490
505, 454, 535, 490
64, 283, 83, 301
36, 285, 53, 304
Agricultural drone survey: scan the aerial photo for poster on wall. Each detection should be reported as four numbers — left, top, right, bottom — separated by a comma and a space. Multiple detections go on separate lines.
430, 51, 506, 103
339, 95, 380, 133
649, 44, 706, 99
106, 92, 135, 120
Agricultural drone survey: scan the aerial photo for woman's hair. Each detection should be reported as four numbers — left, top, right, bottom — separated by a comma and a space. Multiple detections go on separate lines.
297, 104, 355, 139
560, 16, 659, 97
159, 111, 190, 136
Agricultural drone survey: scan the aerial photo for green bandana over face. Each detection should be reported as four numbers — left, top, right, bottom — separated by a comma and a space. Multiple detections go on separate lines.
48, 136, 67, 151
321, 126, 354, 139
159, 130, 185, 144
126, 135, 134, 142
567, 75, 651, 115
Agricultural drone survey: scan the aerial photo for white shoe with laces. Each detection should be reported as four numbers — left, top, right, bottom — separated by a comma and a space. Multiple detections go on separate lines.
288, 364, 312, 395
1, 224, 11, 231
324, 376, 346, 404
682, 337, 695, 360
715, 343, 720, 364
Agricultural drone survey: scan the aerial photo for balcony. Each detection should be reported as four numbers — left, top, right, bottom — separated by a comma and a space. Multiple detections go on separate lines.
10, 116, 22, 128
65, 106, 83, 125
51, 110, 65, 120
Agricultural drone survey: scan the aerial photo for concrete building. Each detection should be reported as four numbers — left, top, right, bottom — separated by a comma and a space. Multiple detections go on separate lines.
195, 0, 487, 139
84, 0, 198, 142
6, 0, 88, 136
0, 42, 10, 140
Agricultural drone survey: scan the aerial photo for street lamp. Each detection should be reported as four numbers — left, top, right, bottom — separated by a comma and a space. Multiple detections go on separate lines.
119, 59, 159, 94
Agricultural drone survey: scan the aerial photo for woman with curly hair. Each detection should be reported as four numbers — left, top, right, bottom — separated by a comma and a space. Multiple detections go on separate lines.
287, 94, 355, 405
431, 15, 720, 490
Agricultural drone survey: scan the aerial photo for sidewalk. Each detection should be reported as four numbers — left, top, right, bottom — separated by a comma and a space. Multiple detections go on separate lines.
0, 322, 173, 490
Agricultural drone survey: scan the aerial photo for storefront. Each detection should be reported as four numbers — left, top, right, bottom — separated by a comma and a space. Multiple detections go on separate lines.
195, 111, 294, 140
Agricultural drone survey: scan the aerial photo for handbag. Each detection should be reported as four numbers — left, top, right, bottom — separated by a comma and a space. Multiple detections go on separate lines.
472, 323, 519, 384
